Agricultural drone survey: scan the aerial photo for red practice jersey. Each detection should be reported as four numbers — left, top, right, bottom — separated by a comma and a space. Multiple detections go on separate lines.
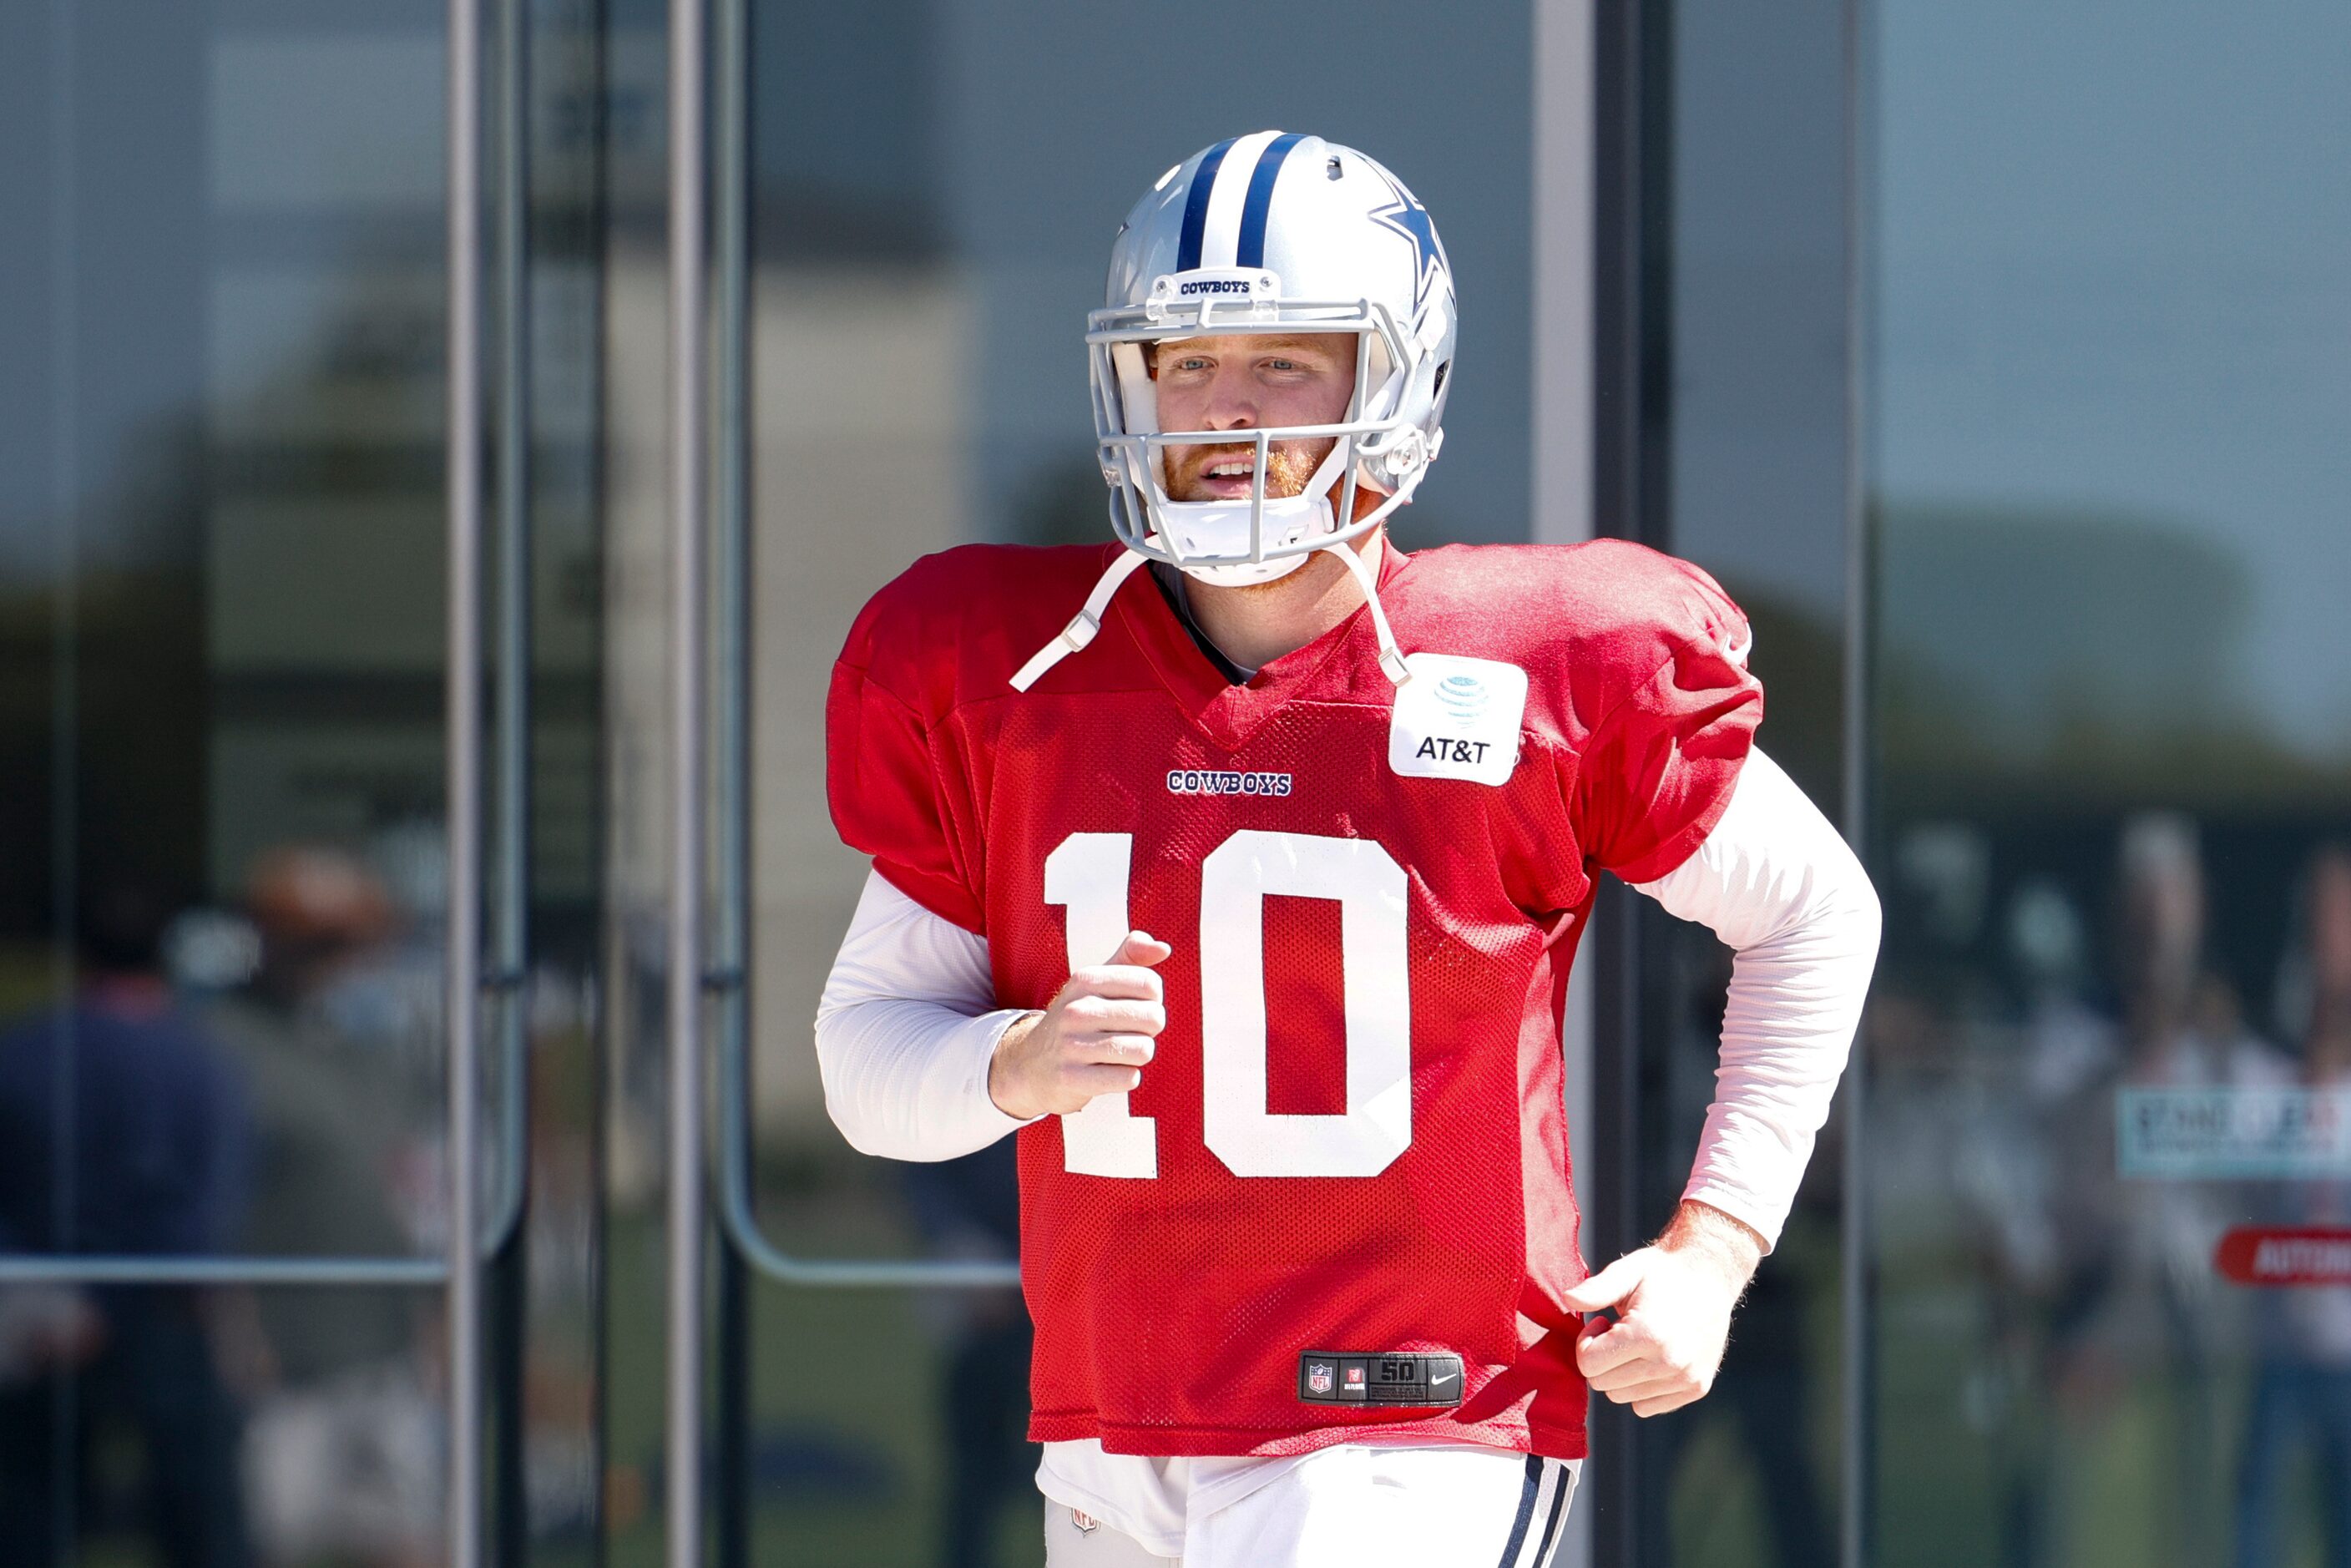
826, 539, 1760, 1462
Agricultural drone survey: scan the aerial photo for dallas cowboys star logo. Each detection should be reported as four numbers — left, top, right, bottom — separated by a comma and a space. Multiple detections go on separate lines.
1368, 175, 1449, 312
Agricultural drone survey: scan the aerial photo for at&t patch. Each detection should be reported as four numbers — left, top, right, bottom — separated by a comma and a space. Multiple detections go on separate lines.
1387, 654, 1527, 787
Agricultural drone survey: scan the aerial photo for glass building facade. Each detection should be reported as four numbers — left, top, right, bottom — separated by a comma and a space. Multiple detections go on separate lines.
0, 0, 2343, 1564
1861, 3, 2351, 1565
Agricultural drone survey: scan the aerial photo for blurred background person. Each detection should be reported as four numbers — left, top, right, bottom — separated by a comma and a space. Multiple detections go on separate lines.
205, 845, 442, 1568
2045, 815, 2291, 1567
1973, 877, 2106, 1568
2233, 843, 2351, 1568
0, 869, 255, 1566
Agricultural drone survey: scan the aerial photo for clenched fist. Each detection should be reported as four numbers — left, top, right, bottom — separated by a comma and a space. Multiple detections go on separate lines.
1560, 1200, 1764, 1419
988, 931, 1172, 1121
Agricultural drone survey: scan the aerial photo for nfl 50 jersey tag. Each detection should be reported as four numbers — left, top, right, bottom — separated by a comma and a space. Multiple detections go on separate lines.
1387, 653, 1528, 787
1298, 1351, 1466, 1406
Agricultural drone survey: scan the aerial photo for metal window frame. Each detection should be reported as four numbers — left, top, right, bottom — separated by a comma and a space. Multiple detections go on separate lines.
1838, 2, 1873, 1562
1534, 0, 1596, 1561
0, 1013, 528, 1292
663, 0, 712, 1555
1582, 1, 1671, 1562
681, 0, 1019, 1302
675, 9, 1016, 1555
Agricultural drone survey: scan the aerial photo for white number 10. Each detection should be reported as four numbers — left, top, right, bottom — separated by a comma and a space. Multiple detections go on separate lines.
1041, 829, 1412, 1180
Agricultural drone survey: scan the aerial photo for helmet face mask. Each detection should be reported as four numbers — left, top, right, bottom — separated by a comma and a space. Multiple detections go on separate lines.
1090, 294, 1413, 584
1086, 133, 1456, 585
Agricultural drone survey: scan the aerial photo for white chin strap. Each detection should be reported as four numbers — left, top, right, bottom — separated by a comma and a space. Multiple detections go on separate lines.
1320, 539, 1412, 685
1008, 538, 1409, 694
1008, 547, 1151, 692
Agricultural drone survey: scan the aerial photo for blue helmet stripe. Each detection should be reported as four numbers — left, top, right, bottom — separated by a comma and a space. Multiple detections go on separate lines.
1235, 132, 1305, 270
1176, 138, 1237, 273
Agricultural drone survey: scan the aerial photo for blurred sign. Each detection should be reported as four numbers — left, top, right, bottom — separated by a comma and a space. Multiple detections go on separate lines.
2117, 1088, 2351, 1179
2215, 1227, 2351, 1286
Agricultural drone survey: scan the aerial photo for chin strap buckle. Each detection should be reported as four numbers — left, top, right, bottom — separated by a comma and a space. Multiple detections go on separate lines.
1009, 611, 1100, 692
1320, 541, 1413, 687
1009, 548, 1152, 692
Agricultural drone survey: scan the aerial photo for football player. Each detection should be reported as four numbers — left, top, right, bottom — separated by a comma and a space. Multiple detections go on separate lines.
817, 131, 1880, 1566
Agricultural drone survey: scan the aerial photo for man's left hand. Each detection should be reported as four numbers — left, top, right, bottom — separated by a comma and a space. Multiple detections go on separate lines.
1557, 1200, 1764, 1419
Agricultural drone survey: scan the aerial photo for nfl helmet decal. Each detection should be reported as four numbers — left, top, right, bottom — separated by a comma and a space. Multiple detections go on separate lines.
1367, 174, 1448, 313
1011, 131, 1459, 694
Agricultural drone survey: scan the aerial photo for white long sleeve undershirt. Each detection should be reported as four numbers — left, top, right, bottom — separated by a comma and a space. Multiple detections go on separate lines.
1631, 747, 1882, 1246
812, 873, 1036, 1162
813, 744, 1879, 1249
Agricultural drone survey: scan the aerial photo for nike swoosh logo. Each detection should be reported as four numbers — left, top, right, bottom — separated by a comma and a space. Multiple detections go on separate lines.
1430, 1370, 1459, 1386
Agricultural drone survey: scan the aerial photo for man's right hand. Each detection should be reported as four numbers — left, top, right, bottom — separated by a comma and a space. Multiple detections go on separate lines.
988, 930, 1171, 1120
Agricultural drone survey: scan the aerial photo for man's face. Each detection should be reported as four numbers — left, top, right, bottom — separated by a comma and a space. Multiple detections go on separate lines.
1150, 332, 1359, 503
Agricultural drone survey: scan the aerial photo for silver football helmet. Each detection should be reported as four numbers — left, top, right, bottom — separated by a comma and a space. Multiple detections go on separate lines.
1012, 133, 1455, 692
1089, 130, 1458, 587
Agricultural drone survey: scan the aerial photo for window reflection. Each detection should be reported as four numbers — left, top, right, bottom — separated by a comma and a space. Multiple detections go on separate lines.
1867, 0, 2351, 1559
213, 846, 444, 1564
2232, 844, 2351, 1567
2, 0, 605, 1555
0, 846, 462, 1564
1872, 811, 2351, 1565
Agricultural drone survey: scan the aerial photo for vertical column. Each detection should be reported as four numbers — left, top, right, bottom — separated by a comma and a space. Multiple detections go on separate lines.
489, 0, 534, 1554
665, 0, 711, 1557
1838, 3, 1869, 1562
1533, 2, 1595, 1563
710, 0, 753, 1555
444, 0, 486, 1556
1533, 0, 1595, 553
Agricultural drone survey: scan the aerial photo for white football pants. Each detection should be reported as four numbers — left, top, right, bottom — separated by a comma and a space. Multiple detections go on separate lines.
1043, 1446, 1578, 1568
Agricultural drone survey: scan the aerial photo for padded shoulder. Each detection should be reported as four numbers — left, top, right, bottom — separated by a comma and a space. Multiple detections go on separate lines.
1386, 539, 1755, 744
835, 542, 1129, 720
